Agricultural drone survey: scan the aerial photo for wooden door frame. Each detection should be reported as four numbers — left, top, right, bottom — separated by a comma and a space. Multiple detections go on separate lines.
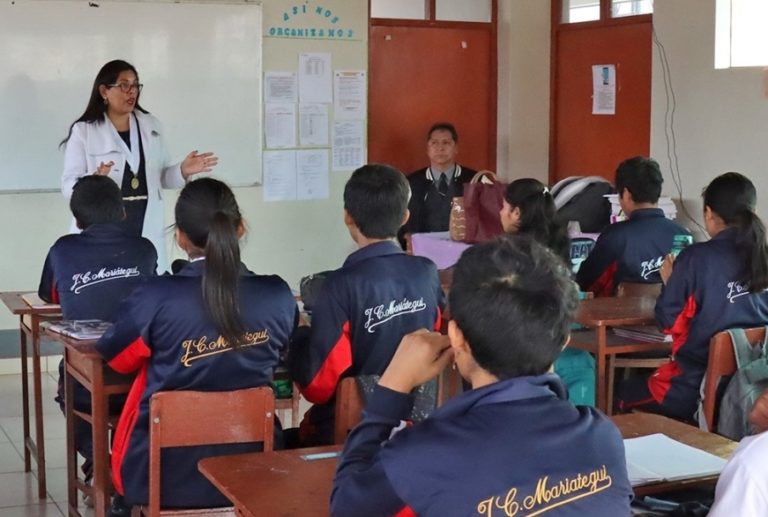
549, 0, 652, 183
368, 0, 498, 172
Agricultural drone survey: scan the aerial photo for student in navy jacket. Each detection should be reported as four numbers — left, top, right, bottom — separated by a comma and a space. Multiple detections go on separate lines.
38, 175, 157, 487
290, 164, 444, 445
576, 156, 690, 296
616, 173, 768, 421
96, 178, 297, 511
332, 236, 633, 517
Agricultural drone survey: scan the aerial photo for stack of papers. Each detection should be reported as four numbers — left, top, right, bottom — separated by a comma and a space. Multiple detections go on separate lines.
613, 326, 672, 343
46, 320, 111, 340
624, 433, 727, 486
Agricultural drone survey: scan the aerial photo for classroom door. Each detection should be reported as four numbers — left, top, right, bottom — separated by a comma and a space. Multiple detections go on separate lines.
551, 20, 652, 183
368, 25, 496, 175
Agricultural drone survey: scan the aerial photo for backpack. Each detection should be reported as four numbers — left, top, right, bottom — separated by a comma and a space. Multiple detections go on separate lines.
551, 176, 615, 233
716, 327, 768, 440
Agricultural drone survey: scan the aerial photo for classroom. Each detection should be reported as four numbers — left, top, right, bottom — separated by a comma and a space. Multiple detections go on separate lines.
0, 0, 767, 516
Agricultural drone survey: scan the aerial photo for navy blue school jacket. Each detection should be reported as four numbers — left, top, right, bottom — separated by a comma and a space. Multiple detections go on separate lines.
331, 374, 633, 517
652, 227, 768, 419
38, 223, 157, 320
576, 208, 690, 296
289, 241, 444, 441
96, 260, 298, 508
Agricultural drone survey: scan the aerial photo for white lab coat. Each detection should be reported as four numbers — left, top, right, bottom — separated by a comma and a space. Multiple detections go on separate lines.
62, 111, 184, 272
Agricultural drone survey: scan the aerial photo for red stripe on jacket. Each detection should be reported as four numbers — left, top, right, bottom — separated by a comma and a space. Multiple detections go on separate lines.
588, 261, 618, 297
111, 364, 148, 495
50, 284, 60, 305
394, 506, 418, 517
303, 321, 353, 404
648, 295, 697, 402
108, 336, 152, 374
434, 307, 443, 332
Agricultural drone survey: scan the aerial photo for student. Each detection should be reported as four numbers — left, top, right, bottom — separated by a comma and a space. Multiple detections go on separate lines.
398, 123, 476, 246
96, 178, 297, 511
576, 156, 690, 296
499, 178, 595, 405
709, 388, 768, 516
331, 236, 633, 517
38, 175, 157, 495
290, 164, 444, 445
616, 172, 768, 421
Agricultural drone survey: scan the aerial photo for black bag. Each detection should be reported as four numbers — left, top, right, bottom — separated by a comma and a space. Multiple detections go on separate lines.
299, 270, 333, 312
552, 176, 615, 233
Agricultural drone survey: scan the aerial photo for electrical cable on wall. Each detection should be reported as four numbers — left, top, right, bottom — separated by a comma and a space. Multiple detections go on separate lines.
652, 25, 706, 234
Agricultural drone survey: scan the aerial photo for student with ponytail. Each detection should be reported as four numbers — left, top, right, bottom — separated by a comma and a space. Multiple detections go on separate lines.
616, 172, 768, 421
96, 178, 297, 513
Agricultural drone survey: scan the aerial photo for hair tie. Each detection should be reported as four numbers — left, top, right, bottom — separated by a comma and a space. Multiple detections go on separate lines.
542, 186, 550, 196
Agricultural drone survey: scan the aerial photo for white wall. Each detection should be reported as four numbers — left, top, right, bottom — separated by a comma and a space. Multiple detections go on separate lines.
497, 0, 551, 184
651, 0, 768, 238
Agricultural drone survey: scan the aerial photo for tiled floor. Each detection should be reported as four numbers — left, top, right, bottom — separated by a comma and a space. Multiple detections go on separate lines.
0, 372, 93, 517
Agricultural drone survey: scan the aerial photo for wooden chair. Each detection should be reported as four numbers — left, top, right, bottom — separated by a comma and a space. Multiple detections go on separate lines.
702, 327, 766, 433
274, 382, 301, 428
134, 387, 275, 517
333, 367, 463, 444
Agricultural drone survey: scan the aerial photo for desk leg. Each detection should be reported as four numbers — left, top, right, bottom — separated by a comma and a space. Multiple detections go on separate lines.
19, 319, 31, 472
31, 315, 47, 498
64, 350, 80, 517
596, 326, 608, 414
92, 363, 110, 517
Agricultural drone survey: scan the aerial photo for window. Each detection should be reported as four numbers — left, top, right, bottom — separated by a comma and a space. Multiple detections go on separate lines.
562, 0, 600, 23
715, 0, 768, 68
370, 0, 427, 20
436, 0, 492, 23
611, 0, 653, 18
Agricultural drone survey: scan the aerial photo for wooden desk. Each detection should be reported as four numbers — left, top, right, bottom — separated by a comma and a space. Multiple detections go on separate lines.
571, 296, 661, 413
199, 446, 341, 517
613, 412, 737, 496
45, 329, 133, 517
0, 291, 61, 498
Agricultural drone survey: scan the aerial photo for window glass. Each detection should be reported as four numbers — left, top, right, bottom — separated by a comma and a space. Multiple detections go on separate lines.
436, 0, 492, 23
371, 0, 427, 20
716, 0, 768, 68
562, 0, 600, 23
611, 0, 653, 18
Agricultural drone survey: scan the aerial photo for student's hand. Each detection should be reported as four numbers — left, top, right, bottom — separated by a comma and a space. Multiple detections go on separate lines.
95, 161, 114, 176
660, 254, 675, 285
749, 389, 768, 433
181, 151, 218, 178
379, 330, 453, 394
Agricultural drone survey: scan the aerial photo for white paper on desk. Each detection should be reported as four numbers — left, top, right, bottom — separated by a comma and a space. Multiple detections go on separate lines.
299, 53, 332, 103
623, 433, 727, 486
264, 71, 297, 103
334, 70, 366, 120
263, 150, 297, 202
592, 64, 616, 115
265, 103, 296, 149
299, 103, 329, 146
332, 120, 365, 171
297, 149, 329, 200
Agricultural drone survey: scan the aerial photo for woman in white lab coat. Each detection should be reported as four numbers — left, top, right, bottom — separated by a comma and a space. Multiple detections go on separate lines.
61, 59, 217, 271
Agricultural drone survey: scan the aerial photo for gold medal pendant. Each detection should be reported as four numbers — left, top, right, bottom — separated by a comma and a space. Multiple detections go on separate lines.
131, 177, 139, 190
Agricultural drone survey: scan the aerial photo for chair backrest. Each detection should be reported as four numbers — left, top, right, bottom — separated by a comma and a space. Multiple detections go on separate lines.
616, 281, 662, 299
147, 387, 275, 516
702, 327, 766, 432
333, 368, 463, 444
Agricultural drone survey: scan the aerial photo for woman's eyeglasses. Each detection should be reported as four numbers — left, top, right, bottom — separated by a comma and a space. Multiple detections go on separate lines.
108, 82, 143, 93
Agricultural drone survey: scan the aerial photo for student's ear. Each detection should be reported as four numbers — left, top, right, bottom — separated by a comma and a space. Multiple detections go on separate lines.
343, 209, 354, 229
236, 219, 246, 239
401, 208, 410, 227
75, 218, 85, 231
447, 320, 470, 356
175, 227, 189, 253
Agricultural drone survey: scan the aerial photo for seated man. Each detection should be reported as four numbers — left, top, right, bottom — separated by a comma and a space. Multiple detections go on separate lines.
290, 164, 444, 445
576, 156, 690, 296
38, 175, 157, 495
709, 388, 768, 516
331, 236, 633, 517
398, 122, 476, 247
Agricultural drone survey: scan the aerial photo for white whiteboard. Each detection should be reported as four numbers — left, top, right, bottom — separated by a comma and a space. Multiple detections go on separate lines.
0, 0, 262, 191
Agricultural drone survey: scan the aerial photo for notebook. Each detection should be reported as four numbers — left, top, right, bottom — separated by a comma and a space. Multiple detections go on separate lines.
624, 433, 728, 486
613, 325, 672, 343
21, 292, 60, 310
46, 320, 111, 340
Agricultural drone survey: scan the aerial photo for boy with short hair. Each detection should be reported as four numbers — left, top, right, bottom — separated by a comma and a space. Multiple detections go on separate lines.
290, 164, 444, 445
576, 156, 690, 296
38, 175, 157, 494
331, 236, 633, 517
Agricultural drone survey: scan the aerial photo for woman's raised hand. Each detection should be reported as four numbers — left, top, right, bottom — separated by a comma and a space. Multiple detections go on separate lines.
181, 151, 218, 178
95, 161, 114, 176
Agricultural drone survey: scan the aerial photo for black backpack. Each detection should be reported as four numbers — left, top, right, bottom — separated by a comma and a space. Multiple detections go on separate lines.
552, 176, 615, 233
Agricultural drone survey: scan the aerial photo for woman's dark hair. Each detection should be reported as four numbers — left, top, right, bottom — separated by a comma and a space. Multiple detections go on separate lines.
703, 172, 768, 291
504, 178, 570, 263
60, 60, 148, 147
175, 178, 246, 346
